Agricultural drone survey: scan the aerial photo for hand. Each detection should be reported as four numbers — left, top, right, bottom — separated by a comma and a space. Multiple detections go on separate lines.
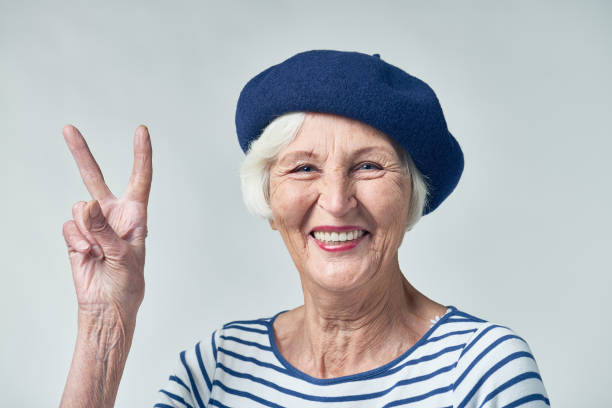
61, 125, 152, 322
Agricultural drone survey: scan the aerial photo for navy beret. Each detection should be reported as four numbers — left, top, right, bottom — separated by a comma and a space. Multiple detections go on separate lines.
235, 50, 463, 215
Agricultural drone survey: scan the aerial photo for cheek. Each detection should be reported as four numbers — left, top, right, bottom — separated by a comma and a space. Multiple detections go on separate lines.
269, 181, 318, 258
269, 180, 318, 226
359, 176, 411, 230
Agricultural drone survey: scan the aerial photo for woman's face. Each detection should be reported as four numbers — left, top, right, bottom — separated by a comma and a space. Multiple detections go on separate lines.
268, 113, 412, 293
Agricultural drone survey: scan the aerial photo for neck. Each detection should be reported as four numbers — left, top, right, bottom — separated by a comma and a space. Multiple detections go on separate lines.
302, 258, 409, 332
279, 257, 440, 379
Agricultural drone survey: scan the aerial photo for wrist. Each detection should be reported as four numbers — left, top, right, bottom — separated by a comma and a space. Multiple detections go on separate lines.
77, 302, 138, 328
62, 307, 136, 408
76, 305, 137, 352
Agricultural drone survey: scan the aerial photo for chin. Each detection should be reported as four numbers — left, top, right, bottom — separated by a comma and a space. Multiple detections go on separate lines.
306, 262, 372, 293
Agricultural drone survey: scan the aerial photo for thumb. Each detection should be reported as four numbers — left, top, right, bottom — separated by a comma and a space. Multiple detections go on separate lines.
83, 200, 122, 255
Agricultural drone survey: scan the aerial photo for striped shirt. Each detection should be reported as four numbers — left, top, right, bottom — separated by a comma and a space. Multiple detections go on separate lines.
155, 305, 550, 407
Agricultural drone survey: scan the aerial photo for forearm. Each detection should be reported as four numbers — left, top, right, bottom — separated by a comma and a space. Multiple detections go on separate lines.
60, 307, 136, 408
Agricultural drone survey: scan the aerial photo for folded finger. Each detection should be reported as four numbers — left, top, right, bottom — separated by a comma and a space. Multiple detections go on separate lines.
83, 199, 125, 259
62, 219, 91, 255
125, 125, 153, 204
72, 201, 104, 257
63, 125, 114, 202
72, 201, 96, 243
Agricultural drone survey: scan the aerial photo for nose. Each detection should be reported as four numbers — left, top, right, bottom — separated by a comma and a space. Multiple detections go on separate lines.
317, 170, 357, 217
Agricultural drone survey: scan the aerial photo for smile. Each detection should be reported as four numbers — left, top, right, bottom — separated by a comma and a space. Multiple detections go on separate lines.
309, 226, 369, 252
312, 229, 365, 243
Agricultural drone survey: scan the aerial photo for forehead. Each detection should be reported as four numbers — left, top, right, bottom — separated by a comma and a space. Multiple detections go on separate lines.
281, 113, 400, 157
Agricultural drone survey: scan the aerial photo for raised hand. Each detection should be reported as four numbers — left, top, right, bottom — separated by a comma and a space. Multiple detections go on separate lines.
59, 125, 153, 407
61, 125, 152, 322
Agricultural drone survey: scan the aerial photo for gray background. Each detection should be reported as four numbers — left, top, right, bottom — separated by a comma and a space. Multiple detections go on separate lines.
1, 0, 610, 406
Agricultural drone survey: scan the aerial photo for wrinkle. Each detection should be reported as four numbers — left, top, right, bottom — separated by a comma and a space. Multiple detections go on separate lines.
266, 112, 433, 379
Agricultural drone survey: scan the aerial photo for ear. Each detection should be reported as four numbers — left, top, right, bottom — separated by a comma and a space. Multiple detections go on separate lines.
268, 218, 277, 230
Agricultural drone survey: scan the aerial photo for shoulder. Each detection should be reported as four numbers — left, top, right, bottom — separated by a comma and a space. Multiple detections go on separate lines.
155, 330, 218, 407
155, 314, 277, 407
448, 308, 550, 407
217, 314, 276, 349
177, 313, 278, 364
221, 315, 276, 334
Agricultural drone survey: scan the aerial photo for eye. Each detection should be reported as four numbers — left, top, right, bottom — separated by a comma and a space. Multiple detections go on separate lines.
293, 164, 315, 173
357, 162, 382, 171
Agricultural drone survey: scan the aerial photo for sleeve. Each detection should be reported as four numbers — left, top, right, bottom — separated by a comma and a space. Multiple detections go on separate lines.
452, 323, 550, 408
154, 331, 218, 408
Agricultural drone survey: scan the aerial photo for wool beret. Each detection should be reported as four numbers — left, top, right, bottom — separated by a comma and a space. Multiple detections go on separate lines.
235, 50, 463, 215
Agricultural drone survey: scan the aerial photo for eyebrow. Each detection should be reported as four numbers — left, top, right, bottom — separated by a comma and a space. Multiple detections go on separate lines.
351, 145, 397, 157
277, 145, 397, 165
277, 150, 319, 165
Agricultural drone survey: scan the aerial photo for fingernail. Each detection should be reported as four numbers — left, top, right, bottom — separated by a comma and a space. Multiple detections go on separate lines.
89, 201, 101, 218
91, 245, 104, 259
76, 241, 90, 251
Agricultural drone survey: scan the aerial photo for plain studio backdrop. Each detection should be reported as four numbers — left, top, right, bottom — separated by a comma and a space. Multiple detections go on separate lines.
1, 0, 610, 406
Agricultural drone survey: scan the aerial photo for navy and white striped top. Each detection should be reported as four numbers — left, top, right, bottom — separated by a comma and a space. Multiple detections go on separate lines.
155, 306, 550, 407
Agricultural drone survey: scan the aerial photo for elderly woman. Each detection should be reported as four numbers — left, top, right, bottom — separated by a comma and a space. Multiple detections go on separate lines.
60, 50, 549, 407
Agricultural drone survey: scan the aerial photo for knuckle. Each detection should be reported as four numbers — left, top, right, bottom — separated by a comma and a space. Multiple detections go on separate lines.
72, 201, 86, 219
89, 218, 109, 234
62, 219, 75, 235
72, 201, 85, 212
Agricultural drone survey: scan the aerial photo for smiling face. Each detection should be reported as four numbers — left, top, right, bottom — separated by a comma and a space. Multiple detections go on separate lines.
268, 113, 412, 293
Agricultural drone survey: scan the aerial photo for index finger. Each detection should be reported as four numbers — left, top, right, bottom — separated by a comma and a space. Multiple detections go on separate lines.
63, 125, 114, 201
124, 125, 153, 204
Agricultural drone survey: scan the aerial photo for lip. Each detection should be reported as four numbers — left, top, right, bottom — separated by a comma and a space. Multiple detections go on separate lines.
309, 225, 369, 252
309, 233, 367, 252
310, 225, 366, 233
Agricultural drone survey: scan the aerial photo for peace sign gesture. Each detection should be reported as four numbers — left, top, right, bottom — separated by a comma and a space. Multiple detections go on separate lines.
61, 125, 152, 321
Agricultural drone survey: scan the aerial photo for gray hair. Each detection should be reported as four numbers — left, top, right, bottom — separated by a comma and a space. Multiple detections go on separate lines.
240, 112, 429, 231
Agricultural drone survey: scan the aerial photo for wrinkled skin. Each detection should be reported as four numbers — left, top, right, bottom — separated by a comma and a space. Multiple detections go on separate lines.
267, 113, 446, 378
268, 112, 412, 295
62, 125, 152, 322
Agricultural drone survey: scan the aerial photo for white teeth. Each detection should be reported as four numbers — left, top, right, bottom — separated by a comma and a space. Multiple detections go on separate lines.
312, 229, 366, 244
